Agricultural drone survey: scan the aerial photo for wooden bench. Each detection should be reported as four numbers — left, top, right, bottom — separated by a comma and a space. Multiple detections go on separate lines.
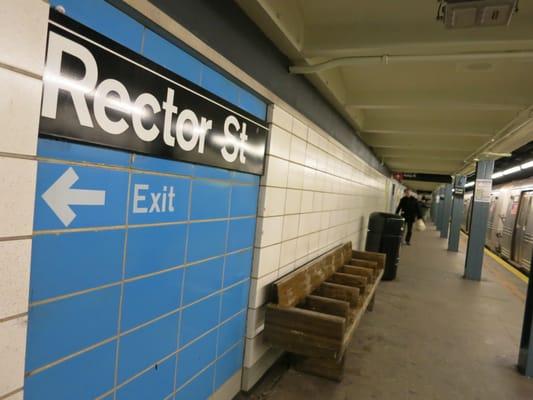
263, 242, 385, 381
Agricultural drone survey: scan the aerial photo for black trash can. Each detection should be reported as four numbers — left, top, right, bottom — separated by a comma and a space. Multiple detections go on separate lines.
365, 212, 404, 280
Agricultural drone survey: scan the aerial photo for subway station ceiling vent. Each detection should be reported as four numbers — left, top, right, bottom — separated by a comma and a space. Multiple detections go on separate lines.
437, 0, 519, 29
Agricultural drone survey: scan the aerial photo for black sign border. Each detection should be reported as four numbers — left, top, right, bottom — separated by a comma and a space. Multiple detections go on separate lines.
41, 9, 269, 175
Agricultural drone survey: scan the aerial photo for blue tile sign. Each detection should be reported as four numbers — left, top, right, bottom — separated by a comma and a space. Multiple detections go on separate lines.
40, 10, 268, 175
27, 137, 259, 399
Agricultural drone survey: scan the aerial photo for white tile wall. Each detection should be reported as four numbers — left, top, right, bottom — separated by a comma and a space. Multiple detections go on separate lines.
244, 104, 392, 389
0, 317, 28, 396
0, 240, 32, 321
0, 0, 48, 76
0, 2, 48, 398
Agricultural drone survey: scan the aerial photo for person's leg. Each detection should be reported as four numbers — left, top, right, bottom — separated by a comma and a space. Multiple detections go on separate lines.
406, 221, 414, 244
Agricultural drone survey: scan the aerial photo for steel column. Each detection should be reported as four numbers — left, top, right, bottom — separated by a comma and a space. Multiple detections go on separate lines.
518, 250, 533, 377
440, 184, 453, 238
464, 160, 494, 281
448, 176, 466, 251
436, 187, 445, 232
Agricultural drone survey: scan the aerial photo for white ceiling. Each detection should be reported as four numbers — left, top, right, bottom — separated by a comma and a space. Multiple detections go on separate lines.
237, 0, 533, 190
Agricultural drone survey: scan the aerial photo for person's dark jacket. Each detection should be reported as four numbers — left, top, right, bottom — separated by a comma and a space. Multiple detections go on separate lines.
396, 196, 421, 222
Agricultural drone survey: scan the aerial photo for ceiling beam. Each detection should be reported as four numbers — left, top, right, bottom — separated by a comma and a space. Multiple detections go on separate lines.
363, 129, 492, 137
346, 102, 525, 112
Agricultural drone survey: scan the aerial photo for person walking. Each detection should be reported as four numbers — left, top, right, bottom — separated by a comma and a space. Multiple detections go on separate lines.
396, 188, 421, 245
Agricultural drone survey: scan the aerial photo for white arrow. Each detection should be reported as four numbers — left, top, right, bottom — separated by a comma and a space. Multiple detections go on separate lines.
42, 167, 106, 227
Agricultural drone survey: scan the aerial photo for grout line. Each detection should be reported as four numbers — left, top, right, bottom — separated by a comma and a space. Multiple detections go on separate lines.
0, 235, 33, 242
112, 170, 133, 400
0, 312, 28, 324
0, 61, 42, 80
0, 387, 23, 400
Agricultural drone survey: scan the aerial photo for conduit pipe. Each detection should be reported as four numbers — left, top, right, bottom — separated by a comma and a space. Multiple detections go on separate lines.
289, 50, 533, 74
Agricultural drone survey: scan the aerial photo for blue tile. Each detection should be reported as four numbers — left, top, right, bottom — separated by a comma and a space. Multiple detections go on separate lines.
231, 171, 260, 184
220, 281, 249, 321
30, 230, 125, 302
176, 330, 217, 388
125, 224, 186, 278
132, 153, 193, 176
50, 0, 144, 52
238, 90, 267, 120
37, 138, 131, 167
180, 295, 220, 346
193, 165, 232, 181
117, 356, 175, 400
183, 258, 223, 306
187, 220, 227, 263
223, 250, 252, 287
26, 286, 120, 372
143, 29, 203, 84
33, 163, 129, 230
230, 185, 259, 217
191, 180, 230, 220
121, 269, 183, 331
201, 67, 239, 105
227, 217, 256, 252
24, 341, 116, 400
128, 173, 190, 224
175, 365, 214, 400
218, 313, 246, 356
118, 313, 179, 383
215, 342, 244, 390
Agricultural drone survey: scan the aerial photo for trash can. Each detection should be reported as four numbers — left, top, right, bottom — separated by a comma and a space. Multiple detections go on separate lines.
365, 212, 404, 280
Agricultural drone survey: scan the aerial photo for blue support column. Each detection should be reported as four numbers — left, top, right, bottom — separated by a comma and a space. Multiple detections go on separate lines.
448, 175, 466, 251
436, 187, 445, 232
464, 159, 494, 281
440, 184, 453, 238
518, 250, 533, 377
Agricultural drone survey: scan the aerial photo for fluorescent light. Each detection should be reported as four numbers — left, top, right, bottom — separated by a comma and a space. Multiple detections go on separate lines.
491, 172, 504, 179
503, 166, 521, 175
521, 160, 533, 169
465, 181, 475, 188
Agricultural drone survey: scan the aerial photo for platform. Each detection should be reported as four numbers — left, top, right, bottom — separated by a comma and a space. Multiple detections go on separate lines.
241, 225, 533, 400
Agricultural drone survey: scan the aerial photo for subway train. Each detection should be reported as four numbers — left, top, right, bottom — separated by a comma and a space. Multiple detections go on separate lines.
462, 177, 533, 274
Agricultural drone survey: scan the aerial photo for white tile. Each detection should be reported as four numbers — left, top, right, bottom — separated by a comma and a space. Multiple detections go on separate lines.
286, 162, 304, 189
307, 128, 322, 147
0, 157, 37, 238
308, 232, 320, 253
300, 191, 314, 213
0, 316, 27, 396
284, 189, 302, 214
248, 270, 278, 308
244, 333, 270, 368
305, 145, 318, 169
258, 186, 286, 217
245, 306, 266, 338
289, 135, 306, 164
279, 238, 297, 267
269, 105, 292, 131
313, 192, 324, 212
267, 125, 291, 160
261, 156, 288, 188
282, 214, 300, 241
296, 235, 309, 259
291, 118, 308, 140
303, 167, 316, 190
0, 69, 40, 156
0, 0, 48, 76
252, 244, 280, 278
0, 240, 31, 320
255, 216, 283, 247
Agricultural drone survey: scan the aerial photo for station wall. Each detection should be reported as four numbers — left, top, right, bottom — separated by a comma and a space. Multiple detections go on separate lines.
0, 1, 394, 399
242, 105, 390, 389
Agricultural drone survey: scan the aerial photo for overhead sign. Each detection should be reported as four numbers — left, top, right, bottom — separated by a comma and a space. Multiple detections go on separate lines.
39, 11, 268, 175
399, 172, 453, 183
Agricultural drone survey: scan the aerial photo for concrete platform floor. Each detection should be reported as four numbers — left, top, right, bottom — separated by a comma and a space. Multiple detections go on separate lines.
241, 225, 533, 400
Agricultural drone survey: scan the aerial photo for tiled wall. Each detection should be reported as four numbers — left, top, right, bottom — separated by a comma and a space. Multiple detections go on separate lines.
49, 0, 267, 120
0, 1, 48, 399
242, 105, 391, 389
24, 138, 259, 400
